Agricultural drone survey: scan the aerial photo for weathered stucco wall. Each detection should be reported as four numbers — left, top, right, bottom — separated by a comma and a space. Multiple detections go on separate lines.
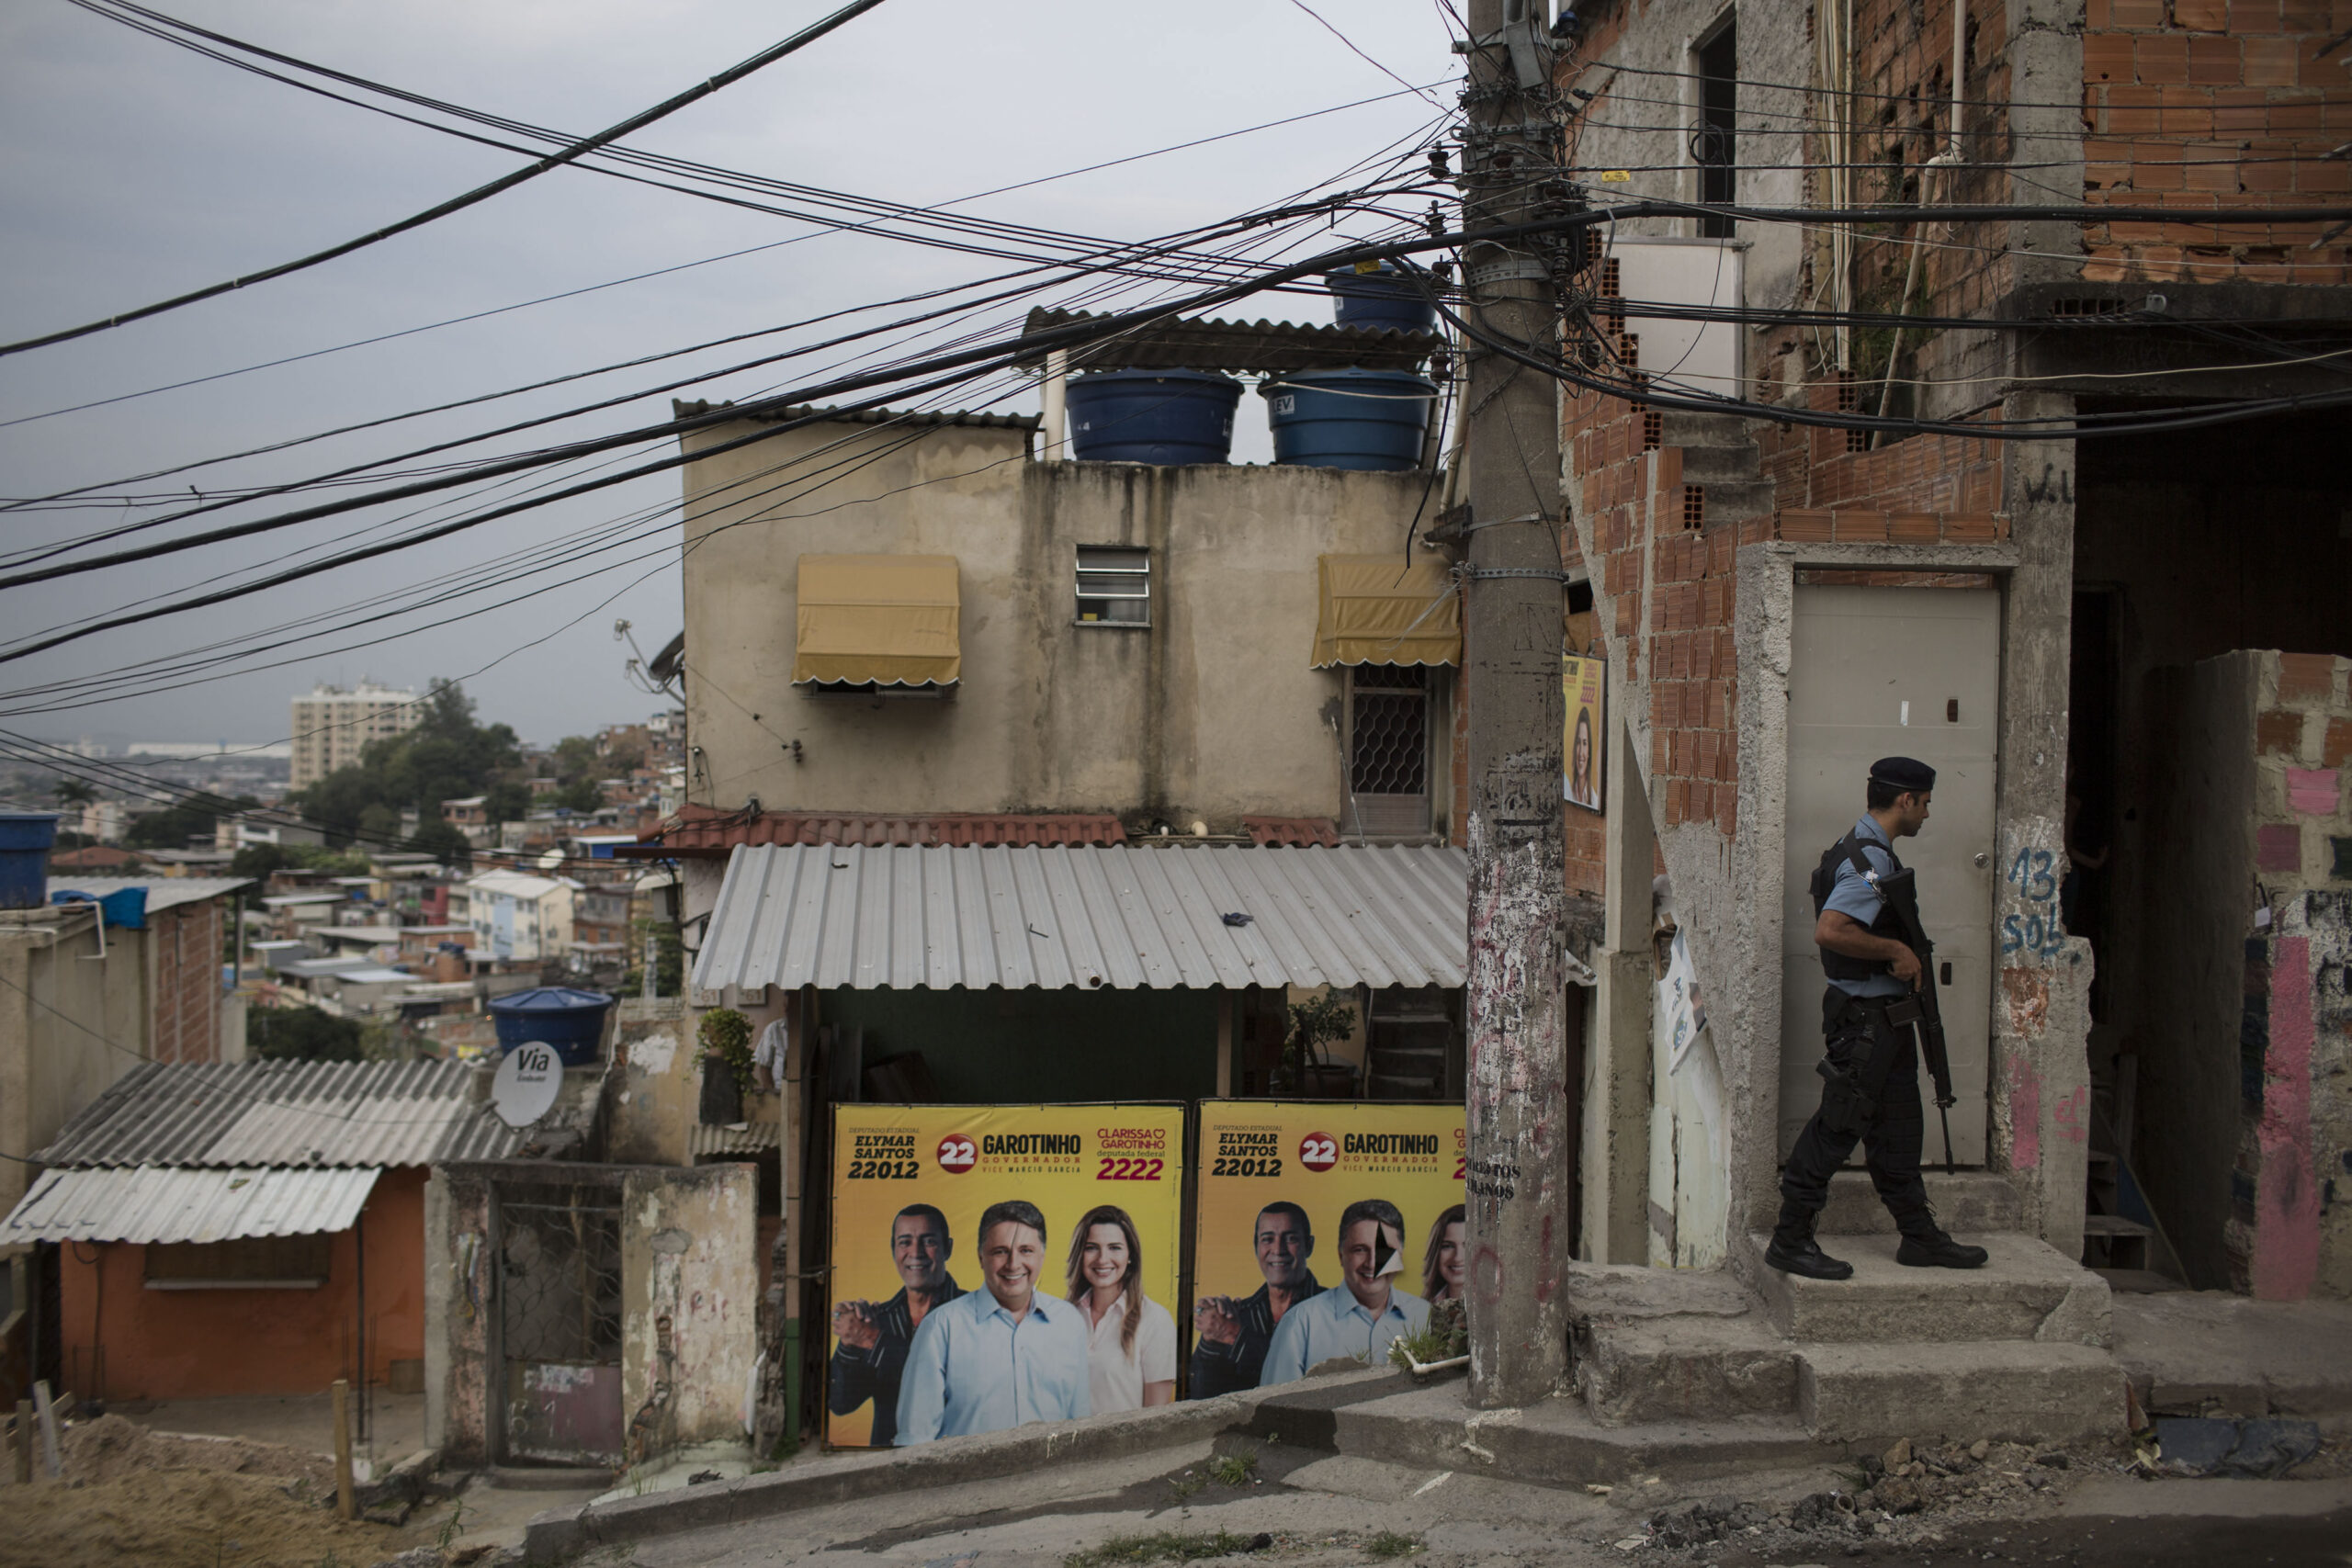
605, 998, 695, 1167
621, 1163, 757, 1452
678, 416, 1436, 829
1, 910, 150, 1222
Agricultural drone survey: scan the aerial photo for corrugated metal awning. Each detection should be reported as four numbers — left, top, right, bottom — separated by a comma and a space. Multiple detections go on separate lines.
1312, 556, 1460, 668
794, 555, 960, 686
2, 1166, 381, 1245
690, 841, 1469, 996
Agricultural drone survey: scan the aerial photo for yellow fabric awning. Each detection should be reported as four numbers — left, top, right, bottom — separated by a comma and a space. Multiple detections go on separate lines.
1311, 555, 1460, 668
794, 555, 961, 685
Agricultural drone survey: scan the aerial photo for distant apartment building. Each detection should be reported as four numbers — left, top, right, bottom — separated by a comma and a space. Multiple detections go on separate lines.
288, 682, 420, 789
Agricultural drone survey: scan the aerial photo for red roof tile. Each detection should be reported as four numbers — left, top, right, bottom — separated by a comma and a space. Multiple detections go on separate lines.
652, 807, 1127, 852
1242, 816, 1342, 848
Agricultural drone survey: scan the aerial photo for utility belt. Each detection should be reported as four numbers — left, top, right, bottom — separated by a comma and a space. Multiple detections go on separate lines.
1815, 988, 1920, 1136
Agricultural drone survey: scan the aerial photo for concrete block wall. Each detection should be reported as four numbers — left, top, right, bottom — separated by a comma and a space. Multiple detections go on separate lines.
2081, 0, 2352, 283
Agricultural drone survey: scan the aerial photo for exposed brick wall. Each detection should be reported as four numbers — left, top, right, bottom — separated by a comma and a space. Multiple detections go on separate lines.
2082, 0, 2352, 282
152, 899, 221, 1064
1758, 378, 2009, 513
1566, 387, 1760, 840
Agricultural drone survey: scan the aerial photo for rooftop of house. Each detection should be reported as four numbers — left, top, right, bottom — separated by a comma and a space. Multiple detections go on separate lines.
44, 875, 257, 913
35, 1056, 526, 1168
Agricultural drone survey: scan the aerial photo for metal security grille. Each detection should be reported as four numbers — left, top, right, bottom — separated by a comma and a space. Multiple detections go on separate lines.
500, 1197, 626, 1463
1350, 665, 1430, 796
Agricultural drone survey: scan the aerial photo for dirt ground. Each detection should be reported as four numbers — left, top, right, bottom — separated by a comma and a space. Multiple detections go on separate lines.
1, 1415, 408, 1568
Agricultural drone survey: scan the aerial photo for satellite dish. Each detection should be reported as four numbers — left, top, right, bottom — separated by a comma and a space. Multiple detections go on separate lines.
491, 1042, 563, 1128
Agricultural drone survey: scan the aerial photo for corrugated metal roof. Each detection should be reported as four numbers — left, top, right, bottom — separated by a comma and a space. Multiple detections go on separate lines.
690, 841, 1470, 995
1015, 307, 1442, 373
36, 1058, 526, 1169
2, 1166, 380, 1244
657, 808, 1128, 854
689, 1122, 780, 1157
45, 875, 255, 913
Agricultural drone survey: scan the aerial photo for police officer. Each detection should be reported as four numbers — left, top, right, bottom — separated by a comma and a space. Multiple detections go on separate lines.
1768, 757, 1990, 1280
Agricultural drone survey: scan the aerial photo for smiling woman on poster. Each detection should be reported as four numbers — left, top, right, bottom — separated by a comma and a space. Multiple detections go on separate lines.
1566, 706, 1600, 809
1066, 1203, 1177, 1412
1421, 1202, 1465, 1303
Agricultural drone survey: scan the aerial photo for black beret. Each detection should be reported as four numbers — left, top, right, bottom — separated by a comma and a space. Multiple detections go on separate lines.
1869, 757, 1937, 793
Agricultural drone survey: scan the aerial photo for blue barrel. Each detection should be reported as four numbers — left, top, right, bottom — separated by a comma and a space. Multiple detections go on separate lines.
488, 987, 615, 1068
0, 813, 60, 910
1262, 370, 1437, 472
1326, 262, 1439, 335
1065, 369, 1240, 464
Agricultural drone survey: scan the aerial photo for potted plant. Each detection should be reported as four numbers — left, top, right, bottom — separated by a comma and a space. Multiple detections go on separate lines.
697, 1007, 753, 1125
1282, 990, 1360, 1099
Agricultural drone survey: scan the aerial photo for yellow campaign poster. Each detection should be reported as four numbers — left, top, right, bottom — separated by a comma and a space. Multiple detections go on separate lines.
825, 1103, 1185, 1449
1187, 1101, 1465, 1399
1564, 652, 1605, 813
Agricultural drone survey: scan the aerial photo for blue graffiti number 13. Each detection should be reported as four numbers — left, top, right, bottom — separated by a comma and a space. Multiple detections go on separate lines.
1999, 849, 2065, 958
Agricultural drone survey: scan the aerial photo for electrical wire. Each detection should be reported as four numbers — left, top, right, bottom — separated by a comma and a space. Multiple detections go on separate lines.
0, 0, 898, 358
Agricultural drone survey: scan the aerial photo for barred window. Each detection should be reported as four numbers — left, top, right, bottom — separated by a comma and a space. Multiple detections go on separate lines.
1076, 546, 1150, 626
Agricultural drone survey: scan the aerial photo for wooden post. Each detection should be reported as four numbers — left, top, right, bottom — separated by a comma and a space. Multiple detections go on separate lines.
11, 1398, 30, 1483
331, 1378, 355, 1519
30, 1381, 60, 1478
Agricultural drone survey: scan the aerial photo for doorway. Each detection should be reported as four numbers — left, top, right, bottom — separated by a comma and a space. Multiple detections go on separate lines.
1778, 580, 2001, 1163
498, 1196, 626, 1465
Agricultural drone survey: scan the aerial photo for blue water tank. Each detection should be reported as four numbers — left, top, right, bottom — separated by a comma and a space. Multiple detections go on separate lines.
0, 814, 60, 910
1325, 262, 1440, 335
1065, 369, 1240, 465
1261, 369, 1437, 472
487, 987, 615, 1068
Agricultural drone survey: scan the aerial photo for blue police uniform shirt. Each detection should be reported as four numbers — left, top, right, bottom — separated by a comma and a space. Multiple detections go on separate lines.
1259, 1280, 1430, 1385
1823, 814, 1905, 998
892, 1284, 1091, 1444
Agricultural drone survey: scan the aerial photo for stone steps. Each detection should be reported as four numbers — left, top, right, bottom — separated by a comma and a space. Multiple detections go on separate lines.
1795, 1339, 2126, 1447
1815, 1169, 2022, 1235
1732, 1231, 2114, 1348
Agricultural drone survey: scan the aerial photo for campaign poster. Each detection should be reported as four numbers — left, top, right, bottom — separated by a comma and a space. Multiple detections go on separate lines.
1188, 1101, 1465, 1398
825, 1103, 1184, 1449
1564, 653, 1606, 812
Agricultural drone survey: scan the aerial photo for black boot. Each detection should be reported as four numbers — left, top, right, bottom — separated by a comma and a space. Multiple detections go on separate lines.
1896, 1217, 1988, 1269
1765, 1207, 1853, 1280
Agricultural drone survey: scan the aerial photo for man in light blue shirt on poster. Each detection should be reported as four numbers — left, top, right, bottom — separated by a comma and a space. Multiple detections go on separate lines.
894, 1199, 1090, 1444
1260, 1198, 1427, 1384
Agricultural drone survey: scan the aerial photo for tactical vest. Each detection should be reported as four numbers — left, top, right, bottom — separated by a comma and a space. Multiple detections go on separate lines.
1809, 829, 1908, 983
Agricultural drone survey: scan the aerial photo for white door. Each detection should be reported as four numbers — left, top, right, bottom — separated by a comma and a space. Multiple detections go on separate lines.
1780, 583, 1999, 1164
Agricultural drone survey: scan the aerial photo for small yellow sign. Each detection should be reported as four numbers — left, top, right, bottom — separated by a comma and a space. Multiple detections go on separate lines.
1600, 170, 1632, 183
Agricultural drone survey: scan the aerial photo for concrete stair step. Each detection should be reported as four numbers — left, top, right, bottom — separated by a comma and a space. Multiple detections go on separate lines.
1579, 1316, 1797, 1426
1676, 445, 1760, 484
1686, 480, 1776, 525
1250, 1374, 1829, 1487
2082, 1213, 2154, 1239
1795, 1339, 2125, 1447
1815, 1169, 2022, 1235
1734, 1231, 2113, 1348
1659, 410, 1758, 448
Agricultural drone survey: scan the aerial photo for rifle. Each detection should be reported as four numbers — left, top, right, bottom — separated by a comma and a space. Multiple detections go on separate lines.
1871, 865, 1958, 1176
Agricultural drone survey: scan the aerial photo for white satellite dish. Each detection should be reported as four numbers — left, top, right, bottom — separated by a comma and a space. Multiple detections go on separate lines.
491, 1041, 563, 1128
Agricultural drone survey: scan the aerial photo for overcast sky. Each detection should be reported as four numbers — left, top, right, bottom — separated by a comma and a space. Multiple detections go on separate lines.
0, 0, 1456, 750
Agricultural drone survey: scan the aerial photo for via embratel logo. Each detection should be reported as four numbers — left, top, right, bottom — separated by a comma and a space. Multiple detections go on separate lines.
936, 1134, 977, 1174
1298, 1131, 1338, 1172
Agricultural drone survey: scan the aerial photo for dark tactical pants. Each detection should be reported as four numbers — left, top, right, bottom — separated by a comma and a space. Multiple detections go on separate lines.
1780, 988, 1932, 1232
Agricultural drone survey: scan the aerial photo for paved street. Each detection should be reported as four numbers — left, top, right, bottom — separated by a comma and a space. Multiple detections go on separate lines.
571, 1434, 2352, 1568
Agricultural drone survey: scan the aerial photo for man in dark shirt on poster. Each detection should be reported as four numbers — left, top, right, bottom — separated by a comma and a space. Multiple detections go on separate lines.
1188, 1201, 1322, 1398
828, 1202, 962, 1447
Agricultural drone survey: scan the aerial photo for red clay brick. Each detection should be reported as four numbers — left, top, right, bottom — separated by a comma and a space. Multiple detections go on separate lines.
1889, 513, 1943, 543
2244, 34, 2301, 83
1833, 510, 1892, 542
2186, 36, 2243, 84
2085, 34, 2136, 81
2136, 33, 2189, 81
1776, 508, 1834, 542
2324, 716, 2352, 768
2174, 0, 2230, 26
2278, 652, 2338, 702
2258, 709, 2308, 754
2110, 0, 2165, 22
2232, 0, 2284, 25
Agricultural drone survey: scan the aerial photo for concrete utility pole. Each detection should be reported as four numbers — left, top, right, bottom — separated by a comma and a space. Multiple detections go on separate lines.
1457, 0, 1572, 1408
